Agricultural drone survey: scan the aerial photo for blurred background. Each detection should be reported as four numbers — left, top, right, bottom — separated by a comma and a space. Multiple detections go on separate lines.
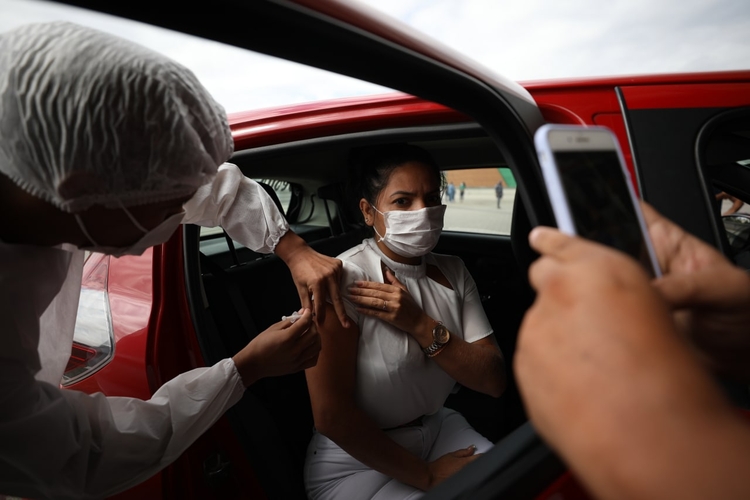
1, 0, 748, 113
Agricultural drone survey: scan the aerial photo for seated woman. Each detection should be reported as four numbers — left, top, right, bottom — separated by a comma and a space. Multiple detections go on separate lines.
303, 143, 507, 499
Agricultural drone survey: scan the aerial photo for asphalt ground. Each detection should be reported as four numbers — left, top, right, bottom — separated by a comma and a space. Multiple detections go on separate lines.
443, 188, 515, 235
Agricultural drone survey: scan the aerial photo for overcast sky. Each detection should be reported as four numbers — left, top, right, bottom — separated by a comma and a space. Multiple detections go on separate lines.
1, 0, 749, 113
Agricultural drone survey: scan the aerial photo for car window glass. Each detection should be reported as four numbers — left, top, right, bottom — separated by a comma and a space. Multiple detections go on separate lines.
262, 179, 293, 213
198, 178, 333, 259
443, 167, 516, 235
715, 182, 750, 269
199, 179, 296, 240
698, 109, 750, 268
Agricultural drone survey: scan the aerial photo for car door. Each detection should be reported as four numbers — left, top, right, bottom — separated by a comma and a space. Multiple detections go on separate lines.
617, 73, 750, 249
619, 75, 750, 415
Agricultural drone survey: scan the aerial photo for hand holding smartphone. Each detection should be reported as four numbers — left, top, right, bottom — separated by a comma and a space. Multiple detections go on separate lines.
534, 124, 661, 278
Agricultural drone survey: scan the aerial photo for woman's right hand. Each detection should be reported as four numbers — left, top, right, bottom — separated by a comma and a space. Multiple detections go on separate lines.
426, 445, 480, 489
347, 268, 431, 342
232, 308, 321, 387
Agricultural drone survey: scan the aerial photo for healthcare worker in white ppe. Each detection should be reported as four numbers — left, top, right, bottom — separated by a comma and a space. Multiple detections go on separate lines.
0, 21, 350, 500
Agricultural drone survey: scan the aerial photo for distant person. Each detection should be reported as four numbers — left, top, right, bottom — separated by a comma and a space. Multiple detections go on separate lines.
495, 180, 504, 209
447, 181, 456, 202
459, 181, 466, 202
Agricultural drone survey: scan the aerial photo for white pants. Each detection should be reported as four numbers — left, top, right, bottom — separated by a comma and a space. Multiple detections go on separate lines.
303, 408, 494, 500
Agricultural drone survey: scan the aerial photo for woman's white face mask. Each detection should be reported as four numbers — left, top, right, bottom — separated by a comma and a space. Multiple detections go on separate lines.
371, 204, 446, 258
75, 208, 185, 257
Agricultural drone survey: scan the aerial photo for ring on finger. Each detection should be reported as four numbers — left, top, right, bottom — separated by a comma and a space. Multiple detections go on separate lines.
382, 300, 387, 310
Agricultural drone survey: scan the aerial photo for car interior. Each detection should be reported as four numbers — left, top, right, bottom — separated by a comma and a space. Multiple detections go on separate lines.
182, 121, 545, 498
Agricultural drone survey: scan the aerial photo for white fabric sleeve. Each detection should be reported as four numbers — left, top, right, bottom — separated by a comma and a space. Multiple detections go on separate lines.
0, 357, 245, 500
182, 162, 290, 254
457, 260, 494, 344
338, 260, 368, 325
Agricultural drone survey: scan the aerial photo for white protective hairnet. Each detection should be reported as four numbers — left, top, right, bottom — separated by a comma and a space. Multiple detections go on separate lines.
0, 21, 233, 213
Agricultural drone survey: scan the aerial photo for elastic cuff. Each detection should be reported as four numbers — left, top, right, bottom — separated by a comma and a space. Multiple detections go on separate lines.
223, 358, 247, 404
268, 225, 291, 254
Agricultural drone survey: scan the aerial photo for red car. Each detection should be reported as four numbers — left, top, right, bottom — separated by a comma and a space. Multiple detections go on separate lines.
55, 1, 750, 498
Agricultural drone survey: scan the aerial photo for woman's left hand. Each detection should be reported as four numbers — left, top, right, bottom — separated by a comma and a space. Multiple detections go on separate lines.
348, 268, 430, 337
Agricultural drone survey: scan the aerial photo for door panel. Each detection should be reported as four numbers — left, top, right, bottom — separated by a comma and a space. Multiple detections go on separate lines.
620, 85, 750, 410
620, 106, 724, 244
619, 81, 750, 246
621, 82, 750, 110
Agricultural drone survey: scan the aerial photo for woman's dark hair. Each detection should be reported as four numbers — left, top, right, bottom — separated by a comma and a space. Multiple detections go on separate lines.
346, 143, 445, 217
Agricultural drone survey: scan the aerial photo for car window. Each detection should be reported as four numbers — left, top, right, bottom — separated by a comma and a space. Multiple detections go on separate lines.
66, 253, 117, 386
199, 178, 297, 240
199, 167, 518, 250
715, 181, 750, 269
261, 179, 293, 213
198, 178, 334, 259
443, 167, 516, 235
697, 109, 750, 268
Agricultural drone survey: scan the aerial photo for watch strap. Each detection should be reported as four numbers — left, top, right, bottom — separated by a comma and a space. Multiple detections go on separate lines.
422, 321, 450, 357
423, 341, 443, 356
425, 342, 448, 358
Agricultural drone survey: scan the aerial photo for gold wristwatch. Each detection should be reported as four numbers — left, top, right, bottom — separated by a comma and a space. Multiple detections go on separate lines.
422, 321, 451, 357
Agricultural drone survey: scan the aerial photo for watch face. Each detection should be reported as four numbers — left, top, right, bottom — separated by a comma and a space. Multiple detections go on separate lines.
434, 324, 450, 344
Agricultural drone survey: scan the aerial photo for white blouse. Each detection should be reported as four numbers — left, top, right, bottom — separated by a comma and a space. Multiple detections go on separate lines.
339, 238, 493, 429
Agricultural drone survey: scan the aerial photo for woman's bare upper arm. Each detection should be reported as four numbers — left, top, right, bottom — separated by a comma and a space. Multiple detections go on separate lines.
305, 302, 360, 416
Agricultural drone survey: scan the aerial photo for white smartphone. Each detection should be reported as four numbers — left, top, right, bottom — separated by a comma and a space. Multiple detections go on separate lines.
534, 123, 661, 278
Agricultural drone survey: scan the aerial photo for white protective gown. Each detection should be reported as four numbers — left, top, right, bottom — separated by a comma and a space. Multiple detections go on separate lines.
0, 163, 289, 500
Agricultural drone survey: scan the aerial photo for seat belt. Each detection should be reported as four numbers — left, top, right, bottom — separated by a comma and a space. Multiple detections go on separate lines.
198, 253, 304, 499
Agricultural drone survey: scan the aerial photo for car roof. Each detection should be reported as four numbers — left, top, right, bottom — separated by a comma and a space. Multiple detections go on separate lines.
228, 92, 469, 150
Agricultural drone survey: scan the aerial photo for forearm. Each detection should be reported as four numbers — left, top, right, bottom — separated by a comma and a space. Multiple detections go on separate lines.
0, 359, 244, 499
433, 339, 505, 397
552, 341, 750, 500
518, 218, 750, 500
272, 229, 306, 265
316, 406, 431, 491
723, 199, 744, 215
412, 319, 505, 397
569, 394, 750, 500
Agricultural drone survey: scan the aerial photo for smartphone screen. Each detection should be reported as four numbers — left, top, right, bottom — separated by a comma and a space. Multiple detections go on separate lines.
553, 149, 658, 277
